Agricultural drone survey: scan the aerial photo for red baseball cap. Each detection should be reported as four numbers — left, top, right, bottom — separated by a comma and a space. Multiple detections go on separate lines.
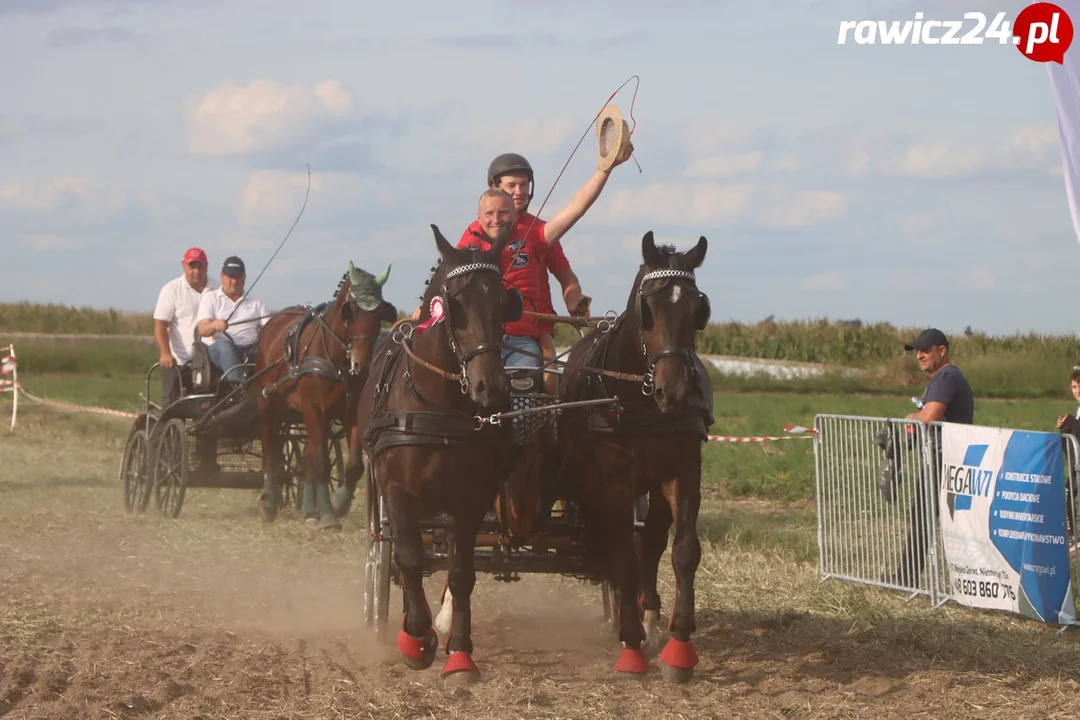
182, 247, 207, 265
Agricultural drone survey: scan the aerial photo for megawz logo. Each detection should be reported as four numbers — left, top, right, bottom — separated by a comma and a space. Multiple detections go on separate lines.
943, 443, 993, 518
508, 238, 528, 268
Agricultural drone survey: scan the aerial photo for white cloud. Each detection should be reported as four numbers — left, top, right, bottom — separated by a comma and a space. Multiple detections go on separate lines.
682, 121, 763, 155
469, 118, 576, 159
685, 152, 764, 179
236, 170, 398, 227
845, 125, 1061, 179
17, 233, 94, 252
0, 177, 125, 222
187, 79, 357, 156
759, 190, 847, 228
767, 155, 803, 173
591, 181, 847, 229
801, 270, 846, 290
963, 267, 997, 291
598, 182, 754, 227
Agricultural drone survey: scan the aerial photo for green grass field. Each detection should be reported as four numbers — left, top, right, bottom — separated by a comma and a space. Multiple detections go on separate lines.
6, 300, 1080, 399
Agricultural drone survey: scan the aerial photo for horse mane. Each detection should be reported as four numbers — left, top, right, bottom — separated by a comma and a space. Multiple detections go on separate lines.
332, 271, 351, 302
416, 257, 448, 322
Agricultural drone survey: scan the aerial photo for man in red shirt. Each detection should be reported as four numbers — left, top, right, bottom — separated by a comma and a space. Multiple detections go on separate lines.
457, 147, 631, 381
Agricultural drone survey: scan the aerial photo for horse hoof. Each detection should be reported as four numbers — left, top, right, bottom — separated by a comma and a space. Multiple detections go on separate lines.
319, 514, 343, 531
398, 628, 438, 671
441, 652, 480, 687
304, 516, 320, 528
660, 663, 694, 684
258, 505, 278, 523
614, 647, 650, 675
659, 637, 698, 684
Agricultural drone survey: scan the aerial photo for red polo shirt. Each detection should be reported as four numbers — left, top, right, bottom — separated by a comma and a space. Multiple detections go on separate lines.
457, 212, 569, 340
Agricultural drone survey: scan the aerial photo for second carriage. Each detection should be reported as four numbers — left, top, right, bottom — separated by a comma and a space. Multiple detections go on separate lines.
117, 331, 350, 520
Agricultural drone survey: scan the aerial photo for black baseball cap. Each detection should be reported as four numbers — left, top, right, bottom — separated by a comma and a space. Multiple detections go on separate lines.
904, 328, 949, 351
221, 256, 245, 278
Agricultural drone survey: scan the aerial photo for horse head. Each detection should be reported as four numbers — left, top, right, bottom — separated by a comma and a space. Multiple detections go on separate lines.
342, 261, 398, 377
423, 221, 520, 410
632, 231, 709, 413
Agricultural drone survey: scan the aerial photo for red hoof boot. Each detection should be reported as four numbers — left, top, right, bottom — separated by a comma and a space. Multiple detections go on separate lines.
397, 627, 438, 671
659, 637, 698, 684
441, 651, 480, 687
614, 647, 650, 675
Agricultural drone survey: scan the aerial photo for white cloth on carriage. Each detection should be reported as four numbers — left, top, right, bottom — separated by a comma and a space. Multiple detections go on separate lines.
196, 288, 269, 347
153, 274, 212, 365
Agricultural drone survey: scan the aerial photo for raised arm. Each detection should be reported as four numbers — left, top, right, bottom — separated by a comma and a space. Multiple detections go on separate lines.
541, 142, 633, 246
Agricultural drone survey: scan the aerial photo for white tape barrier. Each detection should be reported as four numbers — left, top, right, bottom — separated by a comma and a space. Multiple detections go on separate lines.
0, 344, 137, 431
0, 343, 818, 440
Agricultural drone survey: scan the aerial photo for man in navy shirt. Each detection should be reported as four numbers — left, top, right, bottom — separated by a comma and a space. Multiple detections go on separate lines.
887, 328, 974, 586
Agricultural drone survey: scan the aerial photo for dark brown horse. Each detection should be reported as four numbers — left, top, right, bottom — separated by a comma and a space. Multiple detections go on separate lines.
355, 222, 521, 686
251, 262, 397, 529
556, 231, 712, 683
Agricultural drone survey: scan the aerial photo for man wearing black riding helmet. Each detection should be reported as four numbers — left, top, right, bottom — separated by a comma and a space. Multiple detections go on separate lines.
457, 143, 633, 378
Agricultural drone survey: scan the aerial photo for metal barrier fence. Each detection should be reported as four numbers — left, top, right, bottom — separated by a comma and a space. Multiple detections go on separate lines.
814, 413, 1080, 616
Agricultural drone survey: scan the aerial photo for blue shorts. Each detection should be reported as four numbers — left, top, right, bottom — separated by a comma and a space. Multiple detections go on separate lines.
502, 335, 541, 369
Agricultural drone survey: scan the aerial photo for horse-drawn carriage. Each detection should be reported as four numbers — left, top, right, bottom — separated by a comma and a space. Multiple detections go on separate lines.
356, 224, 714, 686
117, 331, 349, 519
118, 261, 396, 523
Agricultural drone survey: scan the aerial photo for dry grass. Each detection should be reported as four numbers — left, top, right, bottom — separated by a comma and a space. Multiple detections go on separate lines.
2, 405, 1080, 718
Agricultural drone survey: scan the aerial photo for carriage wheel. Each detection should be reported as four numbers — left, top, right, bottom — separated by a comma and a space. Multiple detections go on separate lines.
602, 581, 618, 629
152, 418, 189, 519
282, 432, 304, 510
121, 427, 151, 514
363, 480, 391, 642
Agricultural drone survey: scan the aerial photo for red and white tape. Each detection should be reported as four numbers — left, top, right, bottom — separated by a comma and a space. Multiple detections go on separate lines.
0, 344, 137, 431
707, 424, 817, 443
1, 341, 822, 441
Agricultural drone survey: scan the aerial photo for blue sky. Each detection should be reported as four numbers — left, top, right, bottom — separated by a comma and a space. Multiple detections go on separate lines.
0, 0, 1075, 337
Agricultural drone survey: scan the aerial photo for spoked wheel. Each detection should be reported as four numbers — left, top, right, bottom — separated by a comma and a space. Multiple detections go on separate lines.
282, 432, 304, 510
363, 475, 391, 643
152, 418, 189, 519
121, 425, 152, 514
602, 581, 618, 629
601, 494, 650, 629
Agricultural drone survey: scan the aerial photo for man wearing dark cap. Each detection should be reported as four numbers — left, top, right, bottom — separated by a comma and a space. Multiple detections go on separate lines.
196, 255, 269, 385
887, 327, 974, 586
903, 328, 974, 425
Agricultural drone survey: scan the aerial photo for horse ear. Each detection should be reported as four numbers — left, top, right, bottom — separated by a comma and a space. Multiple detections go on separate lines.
686, 236, 707, 269
503, 287, 523, 323
378, 302, 399, 324
432, 224, 455, 260
641, 231, 661, 267
490, 221, 514, 257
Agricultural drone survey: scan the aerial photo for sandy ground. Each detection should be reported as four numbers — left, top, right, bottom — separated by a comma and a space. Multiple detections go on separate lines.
3, 407, 1080, 718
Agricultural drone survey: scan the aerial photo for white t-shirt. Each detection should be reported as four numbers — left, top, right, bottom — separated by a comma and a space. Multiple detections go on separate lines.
196, 288, 269, 347
153, 275, 211, 365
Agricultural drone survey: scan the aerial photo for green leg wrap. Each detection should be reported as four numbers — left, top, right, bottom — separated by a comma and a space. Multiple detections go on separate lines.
301, 483, 317, 516
316, 483, 334, 518
334, 484, 355, 516
262, 473, 279, 509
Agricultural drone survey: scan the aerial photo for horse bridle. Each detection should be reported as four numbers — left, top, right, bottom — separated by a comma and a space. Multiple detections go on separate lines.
396, 259, 504, 395
635, 268, 709, 396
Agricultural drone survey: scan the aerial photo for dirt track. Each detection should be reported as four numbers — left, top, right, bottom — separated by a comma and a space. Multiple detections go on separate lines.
3, 406, 1080, 719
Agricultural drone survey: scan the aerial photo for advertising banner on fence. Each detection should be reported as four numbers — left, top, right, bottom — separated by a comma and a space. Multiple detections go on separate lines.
939, 423, 1075, 625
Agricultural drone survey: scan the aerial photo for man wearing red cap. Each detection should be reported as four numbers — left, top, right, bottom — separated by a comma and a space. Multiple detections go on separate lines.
153, 247, 212, 406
